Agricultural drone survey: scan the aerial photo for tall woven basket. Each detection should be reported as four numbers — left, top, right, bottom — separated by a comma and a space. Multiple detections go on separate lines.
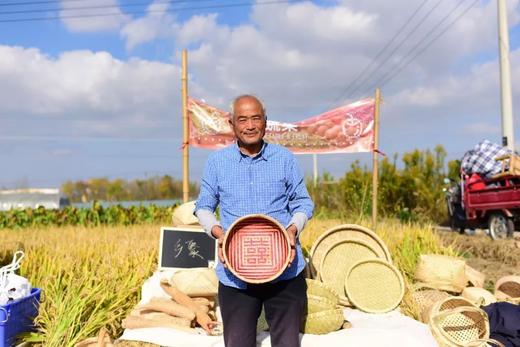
412, 287, 450, 323
428, 296, 491, 347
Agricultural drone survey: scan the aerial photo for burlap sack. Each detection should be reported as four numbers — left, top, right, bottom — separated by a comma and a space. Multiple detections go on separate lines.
169, 268, 218, 297
172, 201, 199, 226
414, 254, 468, 293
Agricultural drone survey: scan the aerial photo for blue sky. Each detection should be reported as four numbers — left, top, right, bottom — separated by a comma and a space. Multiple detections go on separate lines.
1, 0, 520, 190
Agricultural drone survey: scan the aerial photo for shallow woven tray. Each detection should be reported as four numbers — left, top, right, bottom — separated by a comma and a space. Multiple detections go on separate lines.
309, 224, 391, 276
223, 214, 290, 284
319, 239, 380, 301
345, 259, 404, 313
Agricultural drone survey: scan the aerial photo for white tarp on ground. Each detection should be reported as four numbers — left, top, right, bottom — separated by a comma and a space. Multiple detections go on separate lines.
119, 270, 439, 347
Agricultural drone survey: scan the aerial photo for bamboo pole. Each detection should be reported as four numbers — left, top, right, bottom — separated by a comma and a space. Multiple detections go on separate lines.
182, 49, 189, 203
313, 153, 318, 187
372, 88, 381, 231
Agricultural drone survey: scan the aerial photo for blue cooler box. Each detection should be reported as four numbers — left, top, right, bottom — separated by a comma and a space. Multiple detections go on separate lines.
0, 288, 41, 347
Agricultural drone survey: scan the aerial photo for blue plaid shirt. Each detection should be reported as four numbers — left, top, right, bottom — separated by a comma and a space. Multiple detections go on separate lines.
195, 141, 314, 289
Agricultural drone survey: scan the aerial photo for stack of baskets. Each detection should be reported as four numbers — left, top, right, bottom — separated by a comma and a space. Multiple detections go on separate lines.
301, 279, 345, 335
309, 224, 405, 314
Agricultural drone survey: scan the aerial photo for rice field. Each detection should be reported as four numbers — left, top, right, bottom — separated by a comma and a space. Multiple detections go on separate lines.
0, 218, 458, 346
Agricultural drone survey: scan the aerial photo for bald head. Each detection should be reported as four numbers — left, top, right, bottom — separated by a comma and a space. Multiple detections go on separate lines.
231, 95, 265, 120
229, 94, 267, 155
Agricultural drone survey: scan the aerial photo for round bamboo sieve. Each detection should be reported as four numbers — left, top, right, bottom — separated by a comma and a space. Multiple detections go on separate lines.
223, 214, 290, 284
345, 259, 405, 313
309, 224, 391, 276
319, 239, 380, 303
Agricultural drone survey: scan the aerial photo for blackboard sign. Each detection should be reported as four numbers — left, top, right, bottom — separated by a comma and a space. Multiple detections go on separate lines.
159, 226, 217, 270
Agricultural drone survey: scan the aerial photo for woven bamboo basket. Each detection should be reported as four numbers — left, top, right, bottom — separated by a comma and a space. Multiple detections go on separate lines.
414, 254, 468, 293
412, 287, 450, 323
305, 278, 340, 305
223, 214, 290, 284
307, 294, 337, 314
169, 268, 218, 296
344, 259, 405, 313
319, 239, 380, 303
309, 224, 391, 277
301, 308, 345, 335
494, 275, 520, 303
428, 296, 490, 347
74, 328, 114, 347
461, 287, 497, 306
464, 339, 505, 347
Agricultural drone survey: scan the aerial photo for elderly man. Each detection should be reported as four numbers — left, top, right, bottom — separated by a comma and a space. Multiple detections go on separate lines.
195, 95, 314, 347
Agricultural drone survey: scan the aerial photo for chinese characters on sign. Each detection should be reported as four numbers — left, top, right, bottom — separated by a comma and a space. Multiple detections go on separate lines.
173, 239, 204, 260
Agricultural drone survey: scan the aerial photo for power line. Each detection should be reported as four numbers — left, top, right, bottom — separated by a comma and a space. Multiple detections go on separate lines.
0, 0, 216, 16
376, 0, 479, 90
346, 0, 446, 100
0, 0, 297, 23
330, 0, 430, 106
0, 0, 87, 7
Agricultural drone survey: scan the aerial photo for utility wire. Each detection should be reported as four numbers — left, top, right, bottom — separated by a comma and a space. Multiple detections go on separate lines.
0, 0, 87, 7
0, 0, 297, 23
375, 0, 479, 90
330, 0, 430, 106
346, 0, 445, 100
0, 0, 217, 16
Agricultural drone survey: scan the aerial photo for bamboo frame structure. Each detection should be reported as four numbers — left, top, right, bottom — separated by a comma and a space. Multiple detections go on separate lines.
372, 88, 381, 230
181, 50, 189, 203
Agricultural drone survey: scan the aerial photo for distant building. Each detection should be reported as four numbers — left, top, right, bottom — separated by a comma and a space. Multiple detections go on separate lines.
0, 188, 70, 211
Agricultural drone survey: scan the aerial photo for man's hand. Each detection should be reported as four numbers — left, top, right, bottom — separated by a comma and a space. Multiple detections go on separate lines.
286, 224, 298, 266
211, 225, 226, 268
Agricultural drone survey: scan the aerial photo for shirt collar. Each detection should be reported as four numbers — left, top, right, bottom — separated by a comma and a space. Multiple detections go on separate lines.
233, 141, 269, 162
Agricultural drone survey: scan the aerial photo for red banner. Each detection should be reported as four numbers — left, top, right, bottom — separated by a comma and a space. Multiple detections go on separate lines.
188, 97, 374, 154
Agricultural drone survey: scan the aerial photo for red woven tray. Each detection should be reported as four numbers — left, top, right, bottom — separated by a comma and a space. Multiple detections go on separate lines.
223, 214, 290, 284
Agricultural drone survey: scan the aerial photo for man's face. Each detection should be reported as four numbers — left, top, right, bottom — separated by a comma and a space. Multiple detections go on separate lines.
231, 97, 266, 147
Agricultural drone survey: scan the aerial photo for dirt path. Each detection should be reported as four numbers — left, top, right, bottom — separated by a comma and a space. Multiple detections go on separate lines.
436, 228, 520, 290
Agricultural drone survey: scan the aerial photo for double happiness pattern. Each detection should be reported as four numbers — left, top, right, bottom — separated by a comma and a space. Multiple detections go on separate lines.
225, 216, 289, 283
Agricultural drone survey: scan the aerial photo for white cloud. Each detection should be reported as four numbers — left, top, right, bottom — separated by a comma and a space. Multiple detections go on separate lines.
120, 0, 177, 50
0, 45, 182, 138
60, 0, 130, 32
4, 0, 520, 186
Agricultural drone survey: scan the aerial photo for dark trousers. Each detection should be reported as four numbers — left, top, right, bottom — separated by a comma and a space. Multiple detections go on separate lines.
218, 272, 307, 347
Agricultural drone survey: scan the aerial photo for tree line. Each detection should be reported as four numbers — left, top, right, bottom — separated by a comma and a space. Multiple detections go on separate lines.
60, 145, 459, 223
307, 145, 459, 223
61, 175, 199, 203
